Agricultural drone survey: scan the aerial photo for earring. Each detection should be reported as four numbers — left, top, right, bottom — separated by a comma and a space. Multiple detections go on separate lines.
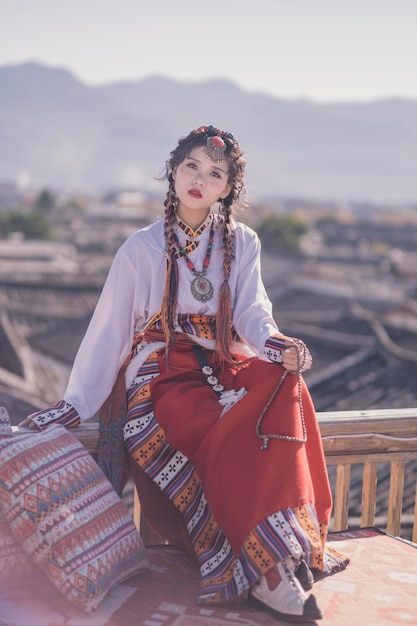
169, 181, 178, 210
219, 198, 226, 214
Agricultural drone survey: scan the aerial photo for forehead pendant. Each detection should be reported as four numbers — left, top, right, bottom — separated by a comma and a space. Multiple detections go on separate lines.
204, 135, 226, 162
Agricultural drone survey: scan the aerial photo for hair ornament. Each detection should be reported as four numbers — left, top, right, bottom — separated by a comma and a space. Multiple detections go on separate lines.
195, 125, 240, 151
205, 135, 226, 162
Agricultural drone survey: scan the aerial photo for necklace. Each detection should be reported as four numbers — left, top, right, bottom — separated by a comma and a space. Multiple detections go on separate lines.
174, 218, 215, 302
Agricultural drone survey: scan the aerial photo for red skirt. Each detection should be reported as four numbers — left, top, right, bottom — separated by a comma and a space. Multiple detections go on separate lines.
150, 342, 332, 552
124, 341, 348, 603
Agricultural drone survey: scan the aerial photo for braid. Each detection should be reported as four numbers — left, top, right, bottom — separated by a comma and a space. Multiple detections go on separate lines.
221, 199, 235, 282
160, 180, 179, 362
215, 198, 236, 365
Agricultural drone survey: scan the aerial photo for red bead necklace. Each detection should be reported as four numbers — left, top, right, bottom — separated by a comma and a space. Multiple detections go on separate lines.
174, 218, 215, 302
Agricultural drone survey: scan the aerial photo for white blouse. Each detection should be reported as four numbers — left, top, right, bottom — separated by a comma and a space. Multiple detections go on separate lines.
64, 215, 280, 420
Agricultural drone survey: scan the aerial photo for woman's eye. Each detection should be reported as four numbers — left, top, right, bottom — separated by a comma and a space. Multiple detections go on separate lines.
187, 162, 196, 169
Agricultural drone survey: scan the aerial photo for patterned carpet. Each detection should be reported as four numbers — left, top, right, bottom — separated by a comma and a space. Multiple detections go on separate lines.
1, 528, 416, 625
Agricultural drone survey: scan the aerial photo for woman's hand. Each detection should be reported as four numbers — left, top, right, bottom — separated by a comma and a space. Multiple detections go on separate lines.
18, 418, 39, 429
282, 340, 312, 374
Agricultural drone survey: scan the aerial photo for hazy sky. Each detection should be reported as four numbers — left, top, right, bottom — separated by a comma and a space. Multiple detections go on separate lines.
1, 0, 416, 103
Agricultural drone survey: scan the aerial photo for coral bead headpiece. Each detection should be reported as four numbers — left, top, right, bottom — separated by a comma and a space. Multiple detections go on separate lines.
195, 125, 240, 162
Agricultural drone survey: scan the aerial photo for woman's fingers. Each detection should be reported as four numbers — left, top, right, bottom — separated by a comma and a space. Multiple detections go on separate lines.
282, 346, 298, 371
18, 418, 37, 428
282, 343, 312, 373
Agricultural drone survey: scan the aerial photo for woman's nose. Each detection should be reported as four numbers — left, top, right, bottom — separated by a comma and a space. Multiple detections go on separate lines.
193, 177, 204, 186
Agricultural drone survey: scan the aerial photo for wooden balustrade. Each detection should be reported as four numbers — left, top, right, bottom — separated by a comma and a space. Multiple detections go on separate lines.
318, 408, 417, 542
12, 407, 417, 544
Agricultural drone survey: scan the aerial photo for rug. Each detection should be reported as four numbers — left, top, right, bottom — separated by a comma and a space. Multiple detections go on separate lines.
0, 528, 416, 625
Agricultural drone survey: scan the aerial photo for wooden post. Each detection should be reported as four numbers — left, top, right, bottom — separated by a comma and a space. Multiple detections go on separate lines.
361, 462, 378, 527
332, 464, 351, 531
387, 460, 405, 537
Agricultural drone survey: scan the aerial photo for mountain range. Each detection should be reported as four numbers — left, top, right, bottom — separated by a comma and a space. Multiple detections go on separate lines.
1, 61, 416, 203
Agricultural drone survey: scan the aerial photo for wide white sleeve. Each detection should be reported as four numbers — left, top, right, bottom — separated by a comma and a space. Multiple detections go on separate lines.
232, 226, 281, 359
63, 245, 138, 420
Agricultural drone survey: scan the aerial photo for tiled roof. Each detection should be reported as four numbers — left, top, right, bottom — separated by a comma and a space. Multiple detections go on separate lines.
1, 251, 416, 538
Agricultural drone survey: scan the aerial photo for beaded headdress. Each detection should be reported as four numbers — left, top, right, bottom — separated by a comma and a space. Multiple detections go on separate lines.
194, 125, 240, 163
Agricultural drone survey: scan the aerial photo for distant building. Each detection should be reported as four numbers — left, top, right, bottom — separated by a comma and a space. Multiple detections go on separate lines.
0, 181, 21, 210
0, 238, 79, 274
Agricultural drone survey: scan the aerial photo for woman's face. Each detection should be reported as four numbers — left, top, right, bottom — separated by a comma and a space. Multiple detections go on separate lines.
173, 146, 232, 227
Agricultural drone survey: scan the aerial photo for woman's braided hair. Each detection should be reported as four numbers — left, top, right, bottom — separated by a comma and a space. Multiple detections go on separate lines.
160, 125, 246, 364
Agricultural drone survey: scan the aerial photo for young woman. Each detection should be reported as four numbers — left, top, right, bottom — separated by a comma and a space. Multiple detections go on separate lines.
21, 125, 348, 623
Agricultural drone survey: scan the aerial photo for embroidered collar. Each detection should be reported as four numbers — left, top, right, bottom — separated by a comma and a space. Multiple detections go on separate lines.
176, 212, 213, 239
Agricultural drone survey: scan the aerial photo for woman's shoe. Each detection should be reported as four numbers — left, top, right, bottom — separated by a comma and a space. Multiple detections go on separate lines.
295, 559, 314, 591
248, 559, 322, 623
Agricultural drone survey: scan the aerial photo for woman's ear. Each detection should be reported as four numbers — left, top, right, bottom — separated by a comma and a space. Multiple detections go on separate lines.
172, 167, 177, 181
219, 183, 232, 199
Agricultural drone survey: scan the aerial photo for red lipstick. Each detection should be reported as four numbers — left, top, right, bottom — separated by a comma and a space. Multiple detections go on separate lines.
188, 188, 202, 199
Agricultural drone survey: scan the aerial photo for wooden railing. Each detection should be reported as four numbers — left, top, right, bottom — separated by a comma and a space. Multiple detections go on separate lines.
318, 408, 417, 543
12, 408, 417, 544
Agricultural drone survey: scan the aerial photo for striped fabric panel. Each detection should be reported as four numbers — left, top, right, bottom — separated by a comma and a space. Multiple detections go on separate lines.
242, 506, 323, 573
198, 506, 341, 604
124, 352, 160, 451
149, 314, 216, 340
264, 334, 288, 363
149, 314, 242, 343
28, 399, 81, 430
130, 350, 161, 384
0, 426, 149, 611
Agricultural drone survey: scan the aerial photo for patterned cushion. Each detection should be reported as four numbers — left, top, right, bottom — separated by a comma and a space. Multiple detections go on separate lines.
0, 406, 13, 438
0, 407, 44, 587
0, 510, 43, 587
0, 423, 149, 611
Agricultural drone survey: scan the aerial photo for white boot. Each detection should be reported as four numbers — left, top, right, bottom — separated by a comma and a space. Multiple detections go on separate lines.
249, 558, 322, 623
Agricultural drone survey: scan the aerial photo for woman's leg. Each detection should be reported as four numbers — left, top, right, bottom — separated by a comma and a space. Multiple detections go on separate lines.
127, 454, 195, 558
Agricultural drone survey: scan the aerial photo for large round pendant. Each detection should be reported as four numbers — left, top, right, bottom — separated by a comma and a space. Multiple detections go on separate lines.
191, 275, 214, 302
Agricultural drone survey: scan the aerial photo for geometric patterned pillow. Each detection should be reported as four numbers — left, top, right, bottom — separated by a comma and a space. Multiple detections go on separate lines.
0, 406, 13, 438
0, 508, 44, 588
0, 408, 40, 587
0, 424, 149, 611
